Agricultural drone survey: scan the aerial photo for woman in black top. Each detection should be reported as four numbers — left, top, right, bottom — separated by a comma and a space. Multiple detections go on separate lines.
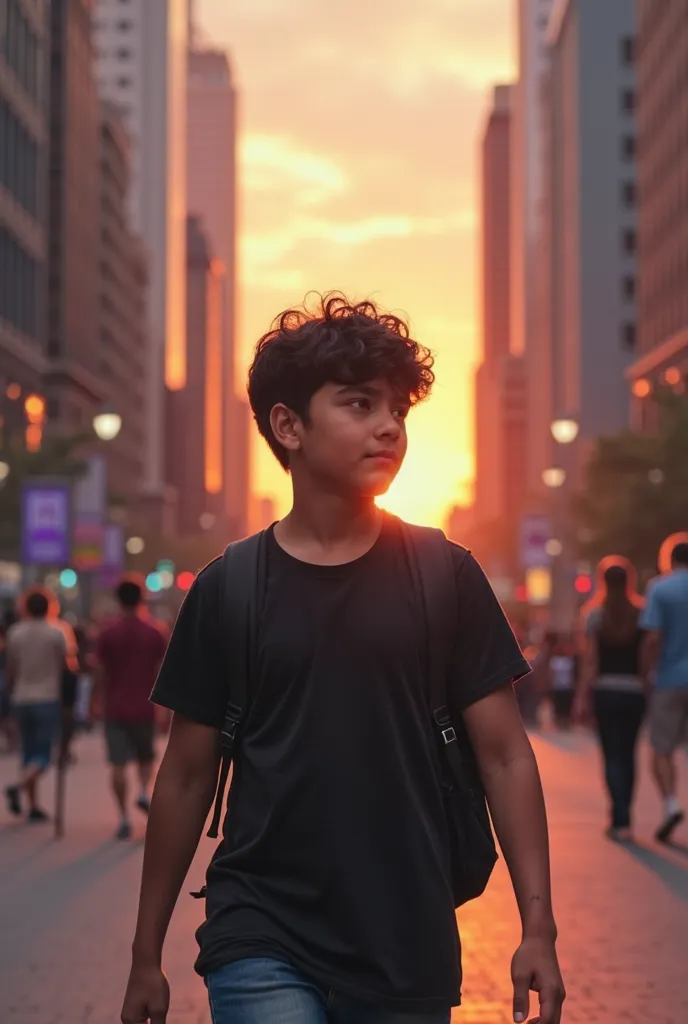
576, 561, 646, 842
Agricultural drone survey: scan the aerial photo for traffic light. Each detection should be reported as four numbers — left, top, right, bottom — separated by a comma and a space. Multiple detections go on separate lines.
59, 569, 78, 590
176, 571, 195, 592
574, 574, 592, 596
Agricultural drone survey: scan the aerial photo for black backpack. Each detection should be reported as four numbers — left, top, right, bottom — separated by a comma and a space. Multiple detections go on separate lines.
203, 518, 497, 908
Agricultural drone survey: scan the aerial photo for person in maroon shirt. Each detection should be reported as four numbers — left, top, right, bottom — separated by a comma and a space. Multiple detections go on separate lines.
95, 579, 168, 839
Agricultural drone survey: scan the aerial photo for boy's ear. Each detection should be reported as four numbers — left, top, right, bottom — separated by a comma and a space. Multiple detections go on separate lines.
270, 403, 302, 454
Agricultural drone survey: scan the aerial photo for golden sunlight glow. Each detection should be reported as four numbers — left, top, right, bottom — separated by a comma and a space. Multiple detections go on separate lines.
205, 260, 224, 495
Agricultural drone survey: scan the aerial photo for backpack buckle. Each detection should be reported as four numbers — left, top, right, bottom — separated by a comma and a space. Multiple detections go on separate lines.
220, 703, 243, 751
434, 705, 457, 745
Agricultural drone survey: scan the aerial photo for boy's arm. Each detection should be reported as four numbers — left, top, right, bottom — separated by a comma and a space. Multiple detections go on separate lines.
464, 685, 565, 1024
122, 713, 220, 1024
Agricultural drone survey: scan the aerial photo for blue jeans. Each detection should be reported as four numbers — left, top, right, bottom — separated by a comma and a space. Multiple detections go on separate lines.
14, 701, 60, 770
207, 958, 451, 1024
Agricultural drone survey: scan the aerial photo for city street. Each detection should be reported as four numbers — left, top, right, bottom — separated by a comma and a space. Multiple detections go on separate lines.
1, 730, 687, 1024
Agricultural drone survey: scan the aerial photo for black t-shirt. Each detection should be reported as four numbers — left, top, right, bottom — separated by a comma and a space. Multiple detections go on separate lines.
152, 519, 529, 1012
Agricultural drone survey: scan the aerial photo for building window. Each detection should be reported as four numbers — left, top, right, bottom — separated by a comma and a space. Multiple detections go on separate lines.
620, 37, 635, 65
621, 181, 636, 207
0, 98, 39, 217
117, 19, 132, 31
116, 48, 131, 60
117, 76, 132, 89
0, 228, 39, 340
622, 136, 636, 161
622, 229, 637, 255
621, 323, 636, 350
622, 276, 636, 301
621, 89, 635, 114
2, 0, 41, 99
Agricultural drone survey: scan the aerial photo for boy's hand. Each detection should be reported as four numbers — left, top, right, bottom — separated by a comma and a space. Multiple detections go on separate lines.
121, 964, 170, 1024
511, 936, 565, 1024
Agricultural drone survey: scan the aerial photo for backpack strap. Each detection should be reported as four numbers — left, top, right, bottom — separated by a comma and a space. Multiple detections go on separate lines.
400, 522, 475, 800
206, 530, 266, 839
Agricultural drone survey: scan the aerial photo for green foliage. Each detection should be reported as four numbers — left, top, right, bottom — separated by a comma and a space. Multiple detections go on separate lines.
575, 392, 688, 576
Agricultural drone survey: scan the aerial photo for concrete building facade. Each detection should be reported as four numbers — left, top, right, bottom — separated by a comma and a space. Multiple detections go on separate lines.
628, 1, 688, 430
187, 45, 248, 539
45, 0, 104, 432
541, 0, 637, 467
0, 0, 48, 400
93, 0, 188, 509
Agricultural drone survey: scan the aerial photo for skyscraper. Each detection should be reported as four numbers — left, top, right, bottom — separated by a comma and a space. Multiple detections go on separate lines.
45, 0, 102, 431
165, 216, 224, 536
474, 84, 527, 565
512, 0, 556, 498
0, 1, 48, 401
98, 103, 147, 505
628, 2, 688, 431
540, 0, 636, 464
93, 0, 188, 523
187, 44, 248, 539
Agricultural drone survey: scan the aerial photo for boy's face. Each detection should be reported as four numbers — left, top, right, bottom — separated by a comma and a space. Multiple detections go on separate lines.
274, 379, 409, 497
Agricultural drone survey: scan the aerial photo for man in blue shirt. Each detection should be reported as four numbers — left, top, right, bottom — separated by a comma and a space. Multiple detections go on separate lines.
641, 541, 688, 843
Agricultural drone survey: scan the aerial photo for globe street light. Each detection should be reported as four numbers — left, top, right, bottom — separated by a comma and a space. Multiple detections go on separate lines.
542, 466, 567, 489
93, 406, 122, 442
550, 417, 579, 446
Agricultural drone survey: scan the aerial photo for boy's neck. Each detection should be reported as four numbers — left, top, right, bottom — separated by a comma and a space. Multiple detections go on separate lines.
275, 489, 383, 564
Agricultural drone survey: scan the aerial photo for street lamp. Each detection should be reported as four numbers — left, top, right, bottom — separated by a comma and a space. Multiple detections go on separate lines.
93, 406, 122, 442
550, 417, 579, 446
542, 467, 567, 489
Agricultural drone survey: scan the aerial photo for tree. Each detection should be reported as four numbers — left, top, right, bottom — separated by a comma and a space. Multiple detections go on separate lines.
575, 392, 688, 578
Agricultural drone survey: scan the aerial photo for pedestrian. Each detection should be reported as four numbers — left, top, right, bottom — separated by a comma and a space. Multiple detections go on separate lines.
640, 539, 688, 843
574, 560, 646, 842
94, 578, 168, 840
121, 295, 565, 1024
3, 590, 67, 822
549, 635, 577, 730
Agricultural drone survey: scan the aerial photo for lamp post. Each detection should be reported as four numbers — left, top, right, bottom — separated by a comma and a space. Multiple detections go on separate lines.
93, 406, 122, 442
547, 416, 579, 632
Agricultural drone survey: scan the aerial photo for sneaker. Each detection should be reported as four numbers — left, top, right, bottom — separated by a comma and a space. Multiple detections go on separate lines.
606, 827, 633, 844
5, 785, 22, 817
27, 807, 49, 823
655, 810, 685, 844
116, 821, 132, 841
135, 794, 151, 816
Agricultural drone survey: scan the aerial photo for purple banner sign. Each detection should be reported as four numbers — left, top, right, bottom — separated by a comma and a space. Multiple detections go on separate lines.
21, 483, 71, 566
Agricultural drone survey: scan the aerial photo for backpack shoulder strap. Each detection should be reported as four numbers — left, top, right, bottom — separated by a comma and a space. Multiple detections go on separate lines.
206, 530, 265, 839
400, 521, 467, 715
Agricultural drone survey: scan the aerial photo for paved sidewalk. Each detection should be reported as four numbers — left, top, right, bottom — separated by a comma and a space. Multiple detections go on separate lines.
1, 730, 687, 1023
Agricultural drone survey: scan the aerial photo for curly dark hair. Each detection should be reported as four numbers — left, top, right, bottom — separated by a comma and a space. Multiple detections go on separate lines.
247, 292, 435, 469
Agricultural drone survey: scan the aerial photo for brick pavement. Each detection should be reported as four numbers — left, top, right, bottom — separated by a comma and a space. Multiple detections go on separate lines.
0, 730, 687, 1023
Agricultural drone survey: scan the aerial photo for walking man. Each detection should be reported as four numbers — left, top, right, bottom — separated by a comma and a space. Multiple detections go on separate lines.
95, 579, 168, 840
641, 539, 688, 842
4, 590, 66, 822
121, 296, 564, 1024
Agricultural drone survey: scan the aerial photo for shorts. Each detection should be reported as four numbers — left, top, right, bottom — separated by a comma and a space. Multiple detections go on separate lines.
105, 720, 156, 766
649, 688, 688, 756
14, 702, 60, 770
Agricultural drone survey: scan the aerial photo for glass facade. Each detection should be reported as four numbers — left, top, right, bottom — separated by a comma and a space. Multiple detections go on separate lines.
0, 97, 39, 216
0, 226, 38, 337
0, 0, 41, 100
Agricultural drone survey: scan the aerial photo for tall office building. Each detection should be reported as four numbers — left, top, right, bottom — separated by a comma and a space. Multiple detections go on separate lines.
474, 84, 527, 554
98, 102, 147, 505
511, 0, 555, 497
166, 216, 225, 537
0, 1, 48, 401
187, 45, 248, 539
93, 0, 188, 520
540, 0, 636, 468
628, 2, 688, 430
45, 0, 103, 431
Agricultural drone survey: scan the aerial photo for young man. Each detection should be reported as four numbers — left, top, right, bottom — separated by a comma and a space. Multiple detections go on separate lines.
4, 590, 66, 822
95, 579, 168, 840
641, 539, 688, 843
121, 297, 565, 1024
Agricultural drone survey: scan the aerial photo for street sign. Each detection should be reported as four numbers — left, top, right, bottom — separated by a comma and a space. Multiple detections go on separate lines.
99, 523, 125, 587
519, 513, 551, 569
72, 455, 107, 570
72, 521, 105, 571
21, 483, 71, 566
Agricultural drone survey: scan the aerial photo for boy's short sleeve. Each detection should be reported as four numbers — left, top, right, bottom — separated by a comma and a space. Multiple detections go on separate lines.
448, 548, 531, 713
151, 560, 227, 729
639, 583, 663, 632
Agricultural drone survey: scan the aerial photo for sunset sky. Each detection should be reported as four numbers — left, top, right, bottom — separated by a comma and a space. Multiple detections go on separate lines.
197, 0, 515, 527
